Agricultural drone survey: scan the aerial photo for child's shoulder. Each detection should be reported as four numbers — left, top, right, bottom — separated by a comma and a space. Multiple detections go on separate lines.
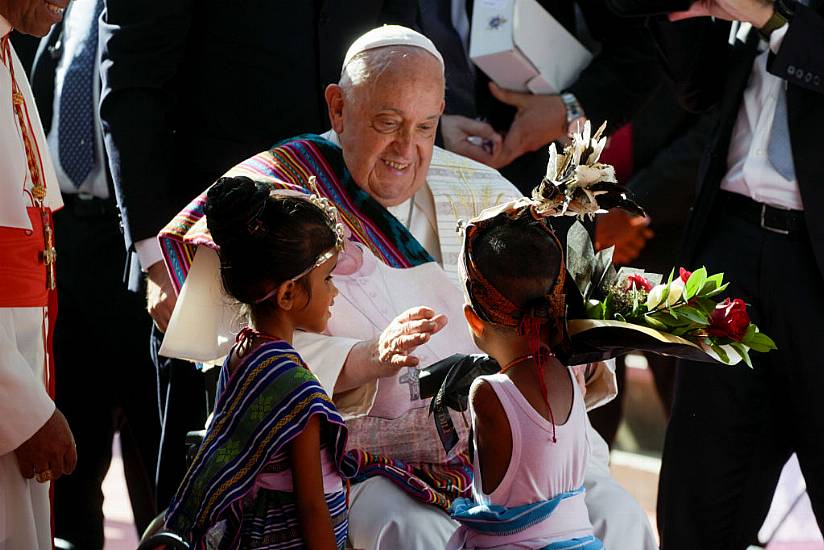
242, 341, 319, 385
469, 375, 507, 422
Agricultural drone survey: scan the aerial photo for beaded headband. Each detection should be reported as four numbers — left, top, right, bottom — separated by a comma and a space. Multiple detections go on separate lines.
250, 177, 345, 304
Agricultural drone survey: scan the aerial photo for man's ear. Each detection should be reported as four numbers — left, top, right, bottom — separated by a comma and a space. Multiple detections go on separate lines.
464, 304, 485, 338
325, 83, 345, 134
276, 281, 297, 311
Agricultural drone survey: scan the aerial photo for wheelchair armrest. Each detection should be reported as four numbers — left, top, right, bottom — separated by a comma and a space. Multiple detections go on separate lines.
136, 531, 190, 550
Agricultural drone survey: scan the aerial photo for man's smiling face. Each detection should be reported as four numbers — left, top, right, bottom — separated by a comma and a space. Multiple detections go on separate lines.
1, 0, 68, 37
326, 48, 445, 207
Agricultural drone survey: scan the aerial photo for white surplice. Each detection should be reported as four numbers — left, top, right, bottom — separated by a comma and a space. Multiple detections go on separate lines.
1, 18, 63, 550
160, 135, 654, 549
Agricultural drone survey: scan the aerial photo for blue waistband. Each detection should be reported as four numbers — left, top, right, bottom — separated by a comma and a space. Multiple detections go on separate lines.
450, 486, 586, 537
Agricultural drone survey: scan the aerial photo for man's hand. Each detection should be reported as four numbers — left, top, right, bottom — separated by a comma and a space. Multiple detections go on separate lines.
440, 115, 505, 168
488, 82, 567, 167
669, 0, 773, 26
15, 409, 77, 481
376, 307, 448, 375
146, 261, 177, 332
595, 210, 654, 265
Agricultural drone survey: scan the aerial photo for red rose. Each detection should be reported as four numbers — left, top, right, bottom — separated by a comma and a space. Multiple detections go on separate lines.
679, 267, 692, 283
626, 274, 654, 292
707, 298, 750, 341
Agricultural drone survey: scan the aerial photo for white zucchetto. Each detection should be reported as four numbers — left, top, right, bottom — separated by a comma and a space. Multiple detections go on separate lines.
342, 25, 444, 74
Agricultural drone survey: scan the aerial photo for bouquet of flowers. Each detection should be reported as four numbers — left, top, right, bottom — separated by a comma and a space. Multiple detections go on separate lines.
564, 222, 777, 367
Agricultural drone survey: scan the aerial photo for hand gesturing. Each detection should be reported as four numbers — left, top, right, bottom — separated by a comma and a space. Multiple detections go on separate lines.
376, 306, 448, 374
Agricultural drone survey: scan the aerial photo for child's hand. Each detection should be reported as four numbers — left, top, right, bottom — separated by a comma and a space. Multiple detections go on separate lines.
376, 306, 448, 375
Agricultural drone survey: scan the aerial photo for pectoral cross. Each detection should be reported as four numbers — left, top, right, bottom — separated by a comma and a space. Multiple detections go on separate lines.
38, 207, 56, 290
398, 367, 421, 401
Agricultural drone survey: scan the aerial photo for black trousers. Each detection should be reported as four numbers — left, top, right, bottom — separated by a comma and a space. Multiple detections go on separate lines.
52, 196, 160, 548
150, 326, 217, 510
657, 206, 824, 549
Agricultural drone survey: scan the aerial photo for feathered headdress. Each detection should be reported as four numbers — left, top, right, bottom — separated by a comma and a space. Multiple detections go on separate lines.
532, 121, 645, 218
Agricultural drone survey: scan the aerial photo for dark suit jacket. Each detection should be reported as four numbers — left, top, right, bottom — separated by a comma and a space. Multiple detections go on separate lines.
419, 0, 663, 193
98, 0, 416, 286
651, 3, 824, 277
29, 22, 63, 136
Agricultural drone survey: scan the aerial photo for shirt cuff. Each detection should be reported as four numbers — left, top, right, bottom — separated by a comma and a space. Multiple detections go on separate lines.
769, 23, 789, 53
135, 237, 164, 272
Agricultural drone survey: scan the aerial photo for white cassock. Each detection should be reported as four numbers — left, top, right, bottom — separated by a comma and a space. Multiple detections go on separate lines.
1, 19, 63, 550
162, 132, 656, 550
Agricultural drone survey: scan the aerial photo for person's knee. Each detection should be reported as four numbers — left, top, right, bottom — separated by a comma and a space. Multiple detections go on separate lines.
348, 477, 457, 549
585, 475, 656, 550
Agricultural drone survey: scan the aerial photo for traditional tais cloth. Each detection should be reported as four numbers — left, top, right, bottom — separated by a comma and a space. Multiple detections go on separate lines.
1, 18, 63, 550
164, 340, 356, 549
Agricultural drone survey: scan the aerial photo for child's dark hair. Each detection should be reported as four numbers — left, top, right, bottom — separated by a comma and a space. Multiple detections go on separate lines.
204, 176, 338, 318
472, 217, 563, 314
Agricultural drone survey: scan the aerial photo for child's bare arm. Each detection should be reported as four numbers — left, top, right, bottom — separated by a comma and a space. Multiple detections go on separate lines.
288, 414, 338, 550
470, 380, 512, 495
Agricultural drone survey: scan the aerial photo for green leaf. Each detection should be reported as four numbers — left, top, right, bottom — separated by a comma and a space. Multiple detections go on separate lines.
643, 315, 669, 330
566, 221, 596, 299
744, 324, 757, 342
710, 343, 730, 364
747, 332, 778, 352
585, 299, 606, 320
666, 267, 675, 285
703, 283, 730, 298
675, 305, 710, 325
729, 342, 753, 368
632, 287, 641, 316
684, 267, 707, 300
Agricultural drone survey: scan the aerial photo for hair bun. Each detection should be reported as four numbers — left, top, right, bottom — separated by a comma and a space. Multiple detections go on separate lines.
205, 176, 270, 247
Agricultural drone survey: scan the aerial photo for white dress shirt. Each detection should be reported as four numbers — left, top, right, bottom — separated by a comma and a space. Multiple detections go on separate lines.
720, 25, 803, 211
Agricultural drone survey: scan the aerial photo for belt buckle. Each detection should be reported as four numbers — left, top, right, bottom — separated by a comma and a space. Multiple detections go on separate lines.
760, 203, 790, 235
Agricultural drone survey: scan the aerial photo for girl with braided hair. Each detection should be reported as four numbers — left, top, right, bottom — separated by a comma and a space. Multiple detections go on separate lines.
164, 176, 354, 549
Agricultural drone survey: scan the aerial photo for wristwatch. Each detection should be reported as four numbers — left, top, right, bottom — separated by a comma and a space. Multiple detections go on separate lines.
560, 93, 586, 136
759, 0, 795, 40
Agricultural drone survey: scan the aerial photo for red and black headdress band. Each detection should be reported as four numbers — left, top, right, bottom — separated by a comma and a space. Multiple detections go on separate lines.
460, 198, 569, 342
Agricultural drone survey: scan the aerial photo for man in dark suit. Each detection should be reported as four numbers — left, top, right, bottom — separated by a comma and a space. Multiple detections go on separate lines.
29, 2, 161, 546
642, 0, 824, 546
98, 0, 417, 509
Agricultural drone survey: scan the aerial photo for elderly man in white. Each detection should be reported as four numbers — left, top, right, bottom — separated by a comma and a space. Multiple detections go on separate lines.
1, 1, 77, 548
159, 26, 657, 550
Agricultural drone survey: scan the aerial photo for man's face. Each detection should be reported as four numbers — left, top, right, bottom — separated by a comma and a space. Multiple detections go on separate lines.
327, 51, 445, 207
1, 0, 67, 37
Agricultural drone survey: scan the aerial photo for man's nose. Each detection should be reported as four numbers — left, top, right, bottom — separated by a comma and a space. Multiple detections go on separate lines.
392, 127, 415, 157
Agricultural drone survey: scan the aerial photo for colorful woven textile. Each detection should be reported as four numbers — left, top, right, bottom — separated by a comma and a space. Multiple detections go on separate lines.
164, 340, 356, 548
158, 134, 433, 293
349, 449, 473, 511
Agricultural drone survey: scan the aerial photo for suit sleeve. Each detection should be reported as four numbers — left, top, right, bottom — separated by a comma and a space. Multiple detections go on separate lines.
768, 4, 824, 95
566, 0, 663, 133
98, 0, 194, 249
647, 17, 733, 113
